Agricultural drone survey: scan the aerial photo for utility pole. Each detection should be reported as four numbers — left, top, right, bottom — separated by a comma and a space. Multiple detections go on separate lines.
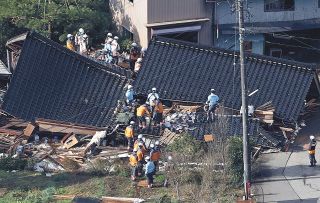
237, 0, 251, 200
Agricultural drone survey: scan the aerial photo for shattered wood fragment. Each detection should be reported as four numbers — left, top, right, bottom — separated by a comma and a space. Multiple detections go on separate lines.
52, 194, 75, 200
23, 123, 36, 136
204, 134, 214, 142
63, 134, 80, 149
0, 128, 23, 136
61, 132, 74, 144
102, 196, 144, 203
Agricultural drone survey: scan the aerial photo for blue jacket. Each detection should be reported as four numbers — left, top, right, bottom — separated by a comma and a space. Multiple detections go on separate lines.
126, 89, 134, 102
207, 93, 219, 106
145, 161, 155, 175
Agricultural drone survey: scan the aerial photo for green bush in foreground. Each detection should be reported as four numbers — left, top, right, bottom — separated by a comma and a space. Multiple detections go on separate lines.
0, 157, 27, 171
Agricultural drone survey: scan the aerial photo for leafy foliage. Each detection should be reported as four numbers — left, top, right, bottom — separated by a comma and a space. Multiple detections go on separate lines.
0, 157, 27, 171
167, 133, 204, 156
0, 0, 114, 60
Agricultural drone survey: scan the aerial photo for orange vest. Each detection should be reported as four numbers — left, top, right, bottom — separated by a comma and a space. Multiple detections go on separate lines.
125, 126, 134, 138
137, 150, 144, 161
151, 150, 161, 161
66, 41, 75, 51
129, 154, 138, 166
155, 103, 164, 113
136, 106, 150, 117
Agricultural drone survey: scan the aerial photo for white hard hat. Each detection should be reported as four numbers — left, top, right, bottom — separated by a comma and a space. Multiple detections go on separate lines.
79, 28, 84, 34
128, 85, 133, 89
155, 141, 160, 145
83, 34, 88, 38
310, 135, 315, 140
107, 33, 112, 37
145, 156, 150, 160
67, 34, 72, 38
168, 156, 172, 161
133, 148, 138, 152
150, 144, 154, 148
114, 36, 119, 40
137, 58, 142, 63
132, 42, 137, 47
138, 134, 143, 139
141, 47, 147, 52
145, 102, 150, 105
152, 87, 157, 91
130, 121, 135, 125
211, 88, 215, 92
138, 142, 143, 146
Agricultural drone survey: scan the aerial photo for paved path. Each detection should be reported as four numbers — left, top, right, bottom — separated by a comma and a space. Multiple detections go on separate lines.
253, 113, 320, 202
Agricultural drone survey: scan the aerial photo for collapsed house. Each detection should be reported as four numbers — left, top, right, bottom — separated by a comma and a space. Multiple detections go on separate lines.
2, 32, 129, 127
134, 37, 320, 148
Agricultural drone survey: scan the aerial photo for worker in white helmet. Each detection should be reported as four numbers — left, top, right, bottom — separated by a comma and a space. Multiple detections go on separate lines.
125, 84, 135, 106
206, 88, 219, 122
149, 142, 161, 173
308, 135, 317, 167
133, 134, 147, 152
129, 42, 140, 71
78, 33, 89, 55
66, 34, 75, 51
106, 32, 113, 43
145, 156, 155, 188
147, 87, 160, 112
75, 28, 85, 51
134, 58, 142, 73
111, 36, 120, 64
129, 148, 138, 180
103, 38, 113, 63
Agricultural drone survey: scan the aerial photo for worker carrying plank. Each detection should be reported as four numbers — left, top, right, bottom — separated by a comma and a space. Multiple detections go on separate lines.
308, 135, 317, 167
125, 121, 135, 151
206, 88, 219, 122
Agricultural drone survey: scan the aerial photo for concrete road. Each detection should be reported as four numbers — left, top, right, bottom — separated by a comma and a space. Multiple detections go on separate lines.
252, 113, 320, 202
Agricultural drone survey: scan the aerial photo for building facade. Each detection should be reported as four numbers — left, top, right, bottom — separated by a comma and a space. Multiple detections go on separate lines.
214, 0, 320, 63
109, 0, 214, 48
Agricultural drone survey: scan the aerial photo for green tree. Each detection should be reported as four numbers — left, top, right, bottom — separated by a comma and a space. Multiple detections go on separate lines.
0, 0, 114, 61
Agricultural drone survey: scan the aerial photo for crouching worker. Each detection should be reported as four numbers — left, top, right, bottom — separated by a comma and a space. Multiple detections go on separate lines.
136, 103, 151, 129
145, 156, 155, 188
129, 149, 138, 181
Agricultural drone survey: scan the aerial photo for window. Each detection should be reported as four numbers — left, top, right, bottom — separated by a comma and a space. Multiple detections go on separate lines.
270, 48, 282, 58
264, 0, 294, 12
243, 41, 252, 53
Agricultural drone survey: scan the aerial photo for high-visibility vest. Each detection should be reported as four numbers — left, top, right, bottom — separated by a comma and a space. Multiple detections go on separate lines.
129, 154, 138, 166
150, 149, 161, 161
125, 126, 134, 138
308, 140, 317, 154
66, 41, 75, 51
137, 150, 144, 161
136, 106, 150, 117
133, 140, 147, 152
155, 103, 164, 113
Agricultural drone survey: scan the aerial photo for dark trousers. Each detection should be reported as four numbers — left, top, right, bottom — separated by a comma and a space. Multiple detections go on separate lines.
146, 172, 154, 185
207, 104, 217, 121
309, 153, 317, 166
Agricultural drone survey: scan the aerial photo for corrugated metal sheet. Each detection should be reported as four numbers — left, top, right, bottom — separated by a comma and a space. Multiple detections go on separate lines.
2, 32, 128, 127
134, 37, 316, 122
147, 0, 211, 24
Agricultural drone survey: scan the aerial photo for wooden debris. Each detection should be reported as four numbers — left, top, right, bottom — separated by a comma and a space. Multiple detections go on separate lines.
204, 134, 214, 142
102, 196, 144, 203
23, 123, 36, 136
36, 118, 102, 135
61, 132, 74, 144
0, 128, 23, 136
255, 110, 274, 124
159, 129, 180, 146
63, 134, 80, 149
52, 194, 75, 200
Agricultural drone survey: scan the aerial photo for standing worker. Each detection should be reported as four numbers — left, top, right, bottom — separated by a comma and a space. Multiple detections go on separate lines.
134, 58, 142, 73
125, 121, 135, 151
206, 88, 219, 122
308, 135, 317, 167
133, 134, 147, 152
147, 87, 160, 115
104, 39, 113, 63
66, 34, 75, 51
145, 156, 155, 188
75, 28, 85, 53
129, 42, 139, 71
150, 143, 161, 173
136, 103, 151, 129
153, 99, 164, 126
111, 36, 120, 65
129, 149, 138, 180
125, 85, 135, 106
106, 32, 113, 43
137, 143, 146, 176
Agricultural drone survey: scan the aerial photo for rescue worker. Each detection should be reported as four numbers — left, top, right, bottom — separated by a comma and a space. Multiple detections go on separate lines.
206, 88, 219, 122
137, 142, 146, 176
66, 34, 75, 51
136, 103, 151, 129
147, 88, 160, 106
133, 134, 147, 152
106, 32, 113, 43
150, 143, 161, 173
78, 33, 88, 55
75, 28, 85, 52
308, 135, 317, 167
125, 85, 135, 106
145, 156, 155, 188
129, 42, 139, 71
104, 38, 113, 63
129, 148, 138, 180
140, 47, 147, 58
111, 36, 120, 64
134, 58, 142, 73
153, 99, 164, 126
125, 121, 135, 151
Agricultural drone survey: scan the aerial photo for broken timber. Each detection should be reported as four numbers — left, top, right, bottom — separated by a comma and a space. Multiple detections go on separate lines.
36, 118, 104, 135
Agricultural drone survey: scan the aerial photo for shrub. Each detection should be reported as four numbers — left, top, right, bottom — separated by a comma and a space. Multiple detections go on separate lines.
0, 157, 27, 171
87, 158, 113, 176
167, 133, 204, 157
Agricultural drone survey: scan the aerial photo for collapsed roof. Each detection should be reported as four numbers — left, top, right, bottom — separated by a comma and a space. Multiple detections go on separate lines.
2, 32, 128, 127
134, 37, 318, 122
